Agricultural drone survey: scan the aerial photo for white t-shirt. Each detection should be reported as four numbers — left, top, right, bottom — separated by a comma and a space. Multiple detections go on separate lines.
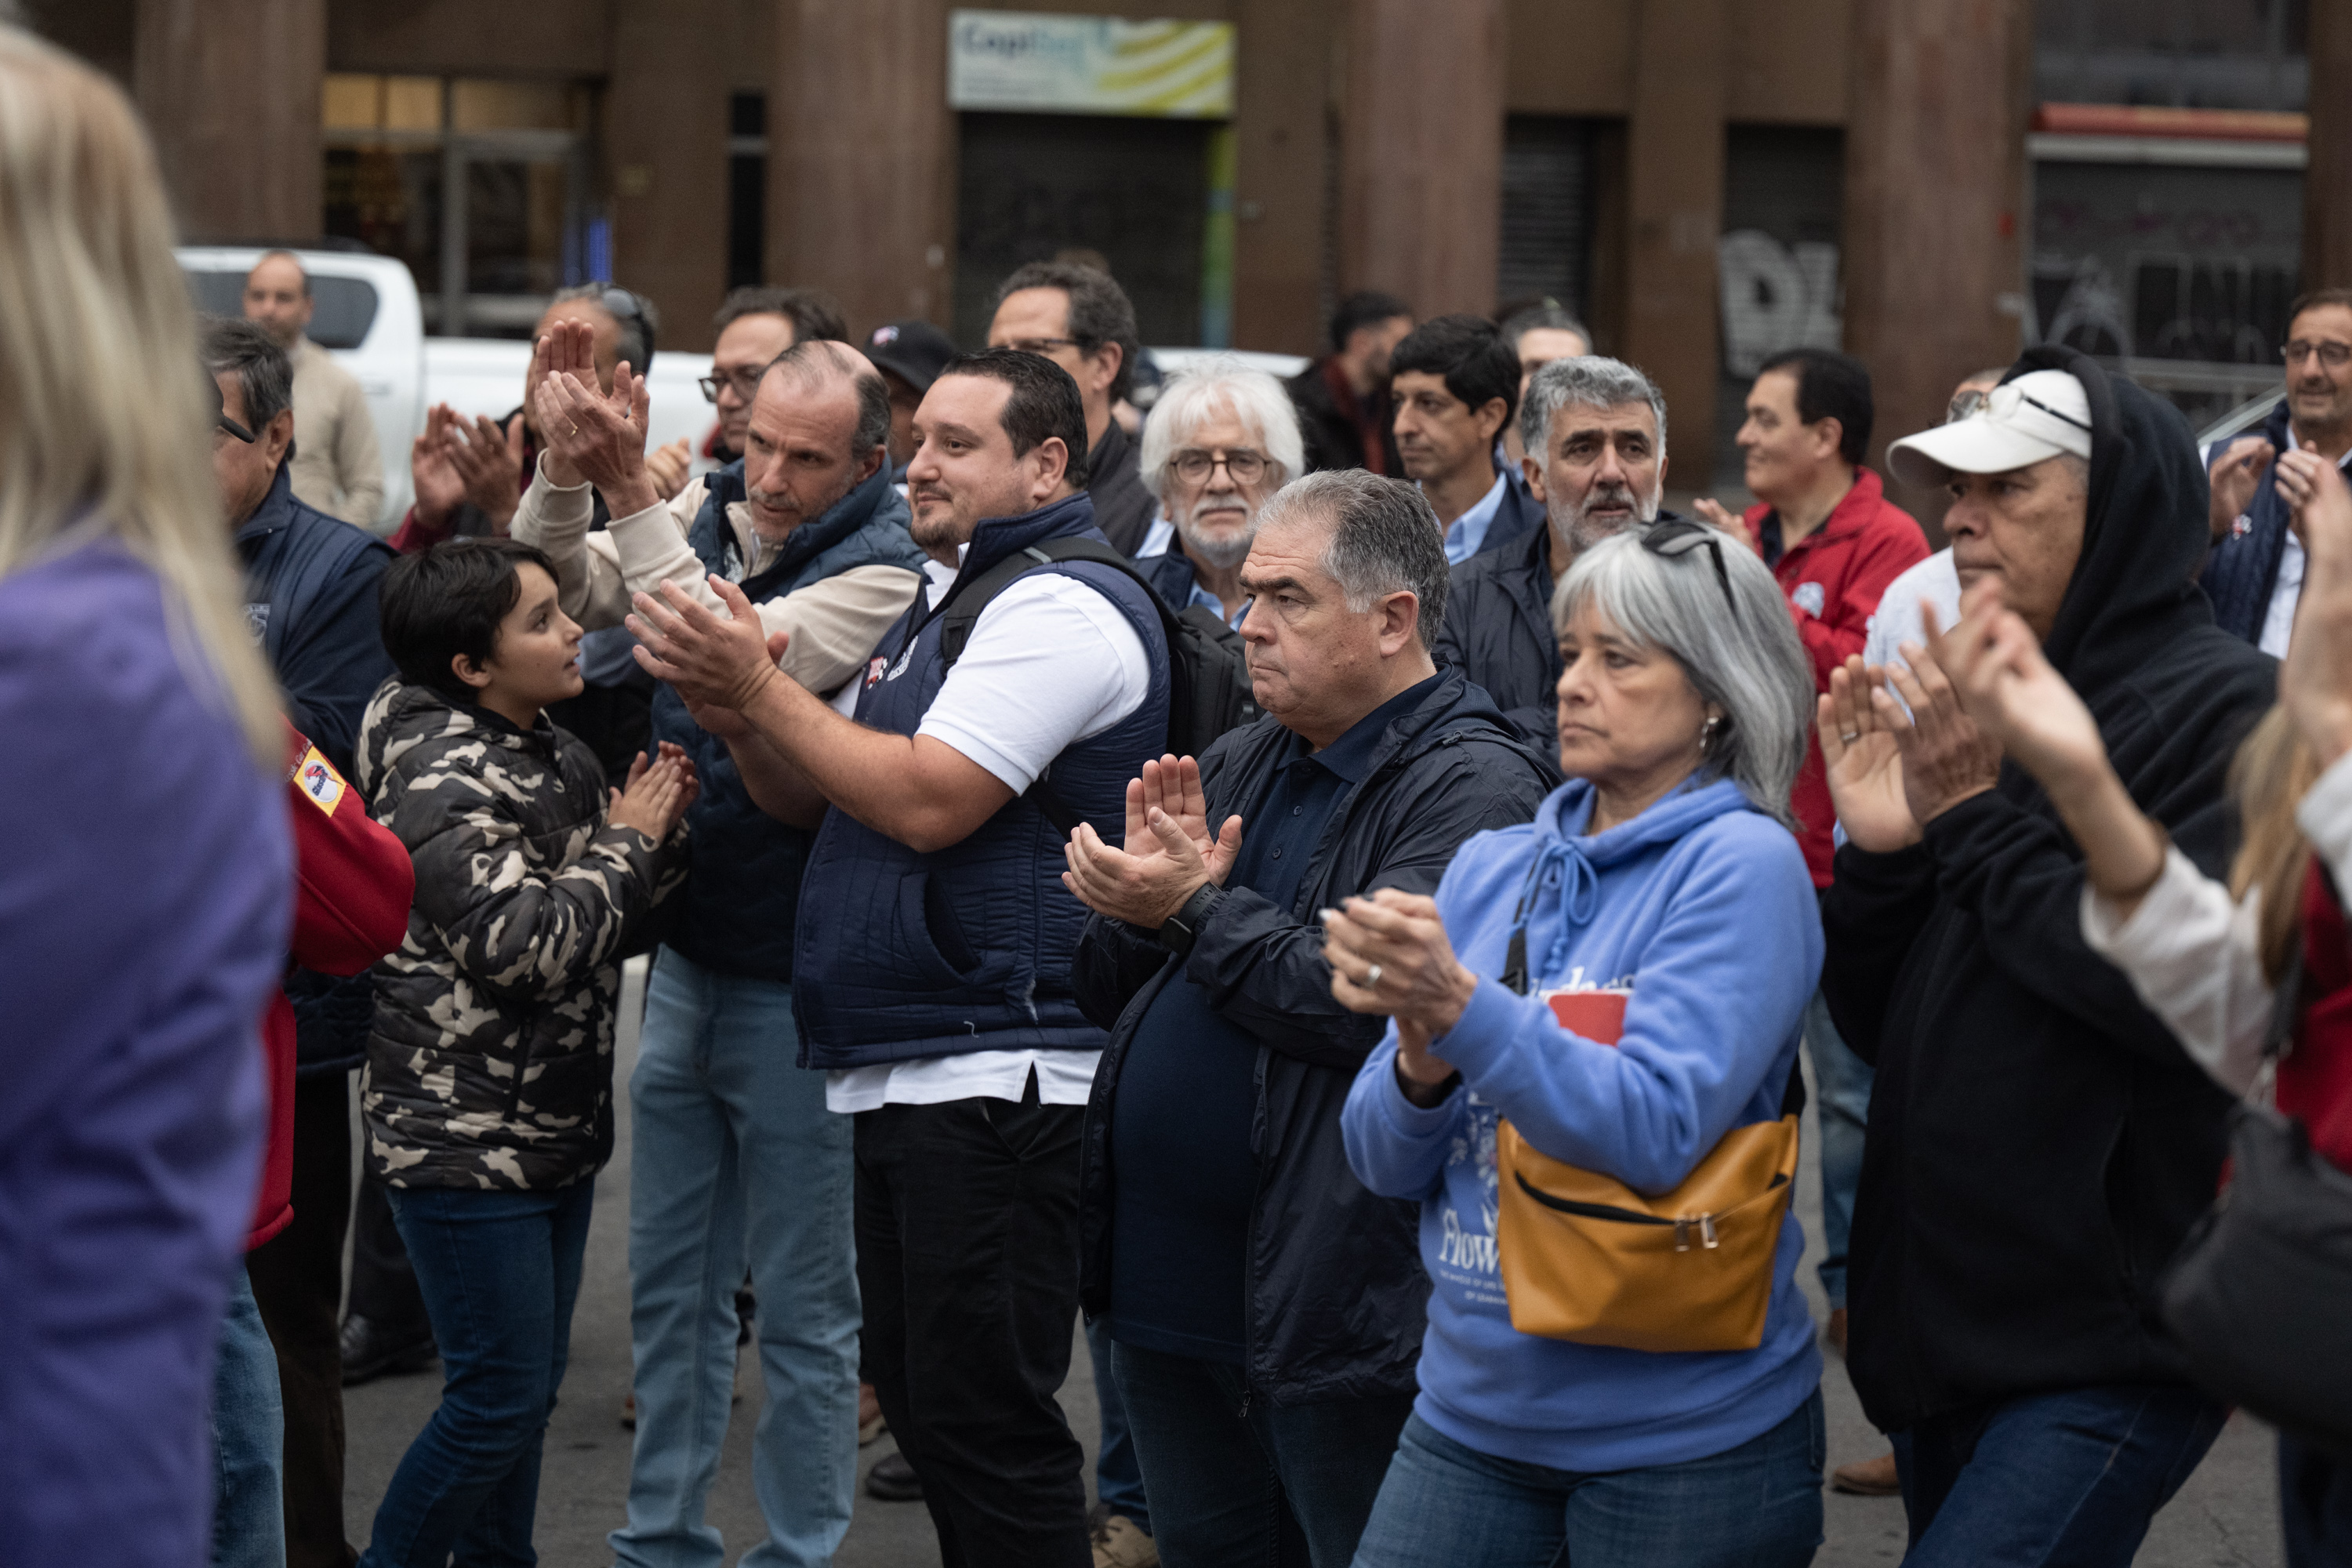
826, 544, 1152, 1114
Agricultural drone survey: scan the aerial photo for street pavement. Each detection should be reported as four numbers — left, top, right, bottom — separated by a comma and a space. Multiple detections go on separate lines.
343, 956, 2286, 1566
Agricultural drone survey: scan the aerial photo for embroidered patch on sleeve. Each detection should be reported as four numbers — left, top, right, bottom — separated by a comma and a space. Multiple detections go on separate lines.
292, 746, 347, 814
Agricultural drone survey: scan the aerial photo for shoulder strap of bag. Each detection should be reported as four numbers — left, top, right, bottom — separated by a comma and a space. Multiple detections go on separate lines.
1496, 856, 1806, 1120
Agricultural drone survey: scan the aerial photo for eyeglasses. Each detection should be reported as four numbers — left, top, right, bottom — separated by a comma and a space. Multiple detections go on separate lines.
1947, 388, 1989, 423
699, 367, 766, 405
1001, 336, 1084, 355
2283, 339, 2352, 368
1640, 517, 1735, 612
1171, 447, 1268, 484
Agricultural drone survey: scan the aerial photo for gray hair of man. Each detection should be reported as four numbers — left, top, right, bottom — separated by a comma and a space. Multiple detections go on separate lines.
1550, 528, 1814, 833
1518, 354, 1670, 463
1257, 469, 1450, 652
763, 337, 892, 458
201, 314, 293, 429
1138, 355, 1307, 505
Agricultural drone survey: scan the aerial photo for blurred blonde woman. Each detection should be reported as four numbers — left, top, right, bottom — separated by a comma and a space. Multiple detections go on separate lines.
0, 25, 293, 1568
1925, 446, 2352, 1566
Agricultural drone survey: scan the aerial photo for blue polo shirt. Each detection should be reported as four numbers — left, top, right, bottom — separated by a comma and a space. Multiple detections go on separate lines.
1106, 673, 1443, 1361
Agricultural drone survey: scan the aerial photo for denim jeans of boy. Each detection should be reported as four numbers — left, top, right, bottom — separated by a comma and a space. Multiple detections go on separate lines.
1803, 988, 1872, 1310
212, 1261, 287, 1568
1110, 1340, 1411, 1567
610, 949, 859, 1568
358, 1180, 594, 1568
1889, 1383, 2226, 1566
1349, 1392, 1824, 1568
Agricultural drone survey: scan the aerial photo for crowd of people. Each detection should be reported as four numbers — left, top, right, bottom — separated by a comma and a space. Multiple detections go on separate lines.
11, 22, 2352, 1568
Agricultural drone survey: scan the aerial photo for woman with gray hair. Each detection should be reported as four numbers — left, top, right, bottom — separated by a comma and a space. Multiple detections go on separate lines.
1135, 355, 1305, 626
1329, 521, 1828, 1566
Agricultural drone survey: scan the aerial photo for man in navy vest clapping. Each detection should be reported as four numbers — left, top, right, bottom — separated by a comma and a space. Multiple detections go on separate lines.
521, 327, 927, 1568
631, 349, 1172, 1568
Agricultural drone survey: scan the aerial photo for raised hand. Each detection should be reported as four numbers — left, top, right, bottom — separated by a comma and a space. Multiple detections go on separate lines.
1063, 753, 1240, 927
2208, 434, 2277, 542
1879, 626, 2002, 828
446, 412, 524, 530
1929, 579, 2109, 797
608, 744, 697, 840
410, 404, 466, 528
628, 575, 778, 712
1691, 496, 1755, 553
536, 318, 655, 515
1322, 889, 1478, 1098
644, 437, 693, 501
1818, 655, 1917, 852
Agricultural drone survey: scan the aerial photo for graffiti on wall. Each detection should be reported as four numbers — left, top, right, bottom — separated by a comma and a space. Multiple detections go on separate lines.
1719, 229, 1842, 376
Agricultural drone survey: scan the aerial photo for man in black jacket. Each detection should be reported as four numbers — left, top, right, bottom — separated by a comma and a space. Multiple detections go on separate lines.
1436, 355, 1670, 752
1820, 348, 2275, 1563
990, 260, 1159, 554
1063, 469, 1553, 1567
1286, 291, 1414, 477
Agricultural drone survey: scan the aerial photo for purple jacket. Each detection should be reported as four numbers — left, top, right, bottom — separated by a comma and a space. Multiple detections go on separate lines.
0, 542, 291, 1568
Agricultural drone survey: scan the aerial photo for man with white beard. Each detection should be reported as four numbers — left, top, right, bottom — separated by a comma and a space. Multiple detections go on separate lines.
1134, 359, 1307, 626
1433, 355, 1671, 751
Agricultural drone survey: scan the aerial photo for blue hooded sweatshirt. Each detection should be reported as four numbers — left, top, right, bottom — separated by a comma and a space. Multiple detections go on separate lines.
1340, 773, 1823, 1472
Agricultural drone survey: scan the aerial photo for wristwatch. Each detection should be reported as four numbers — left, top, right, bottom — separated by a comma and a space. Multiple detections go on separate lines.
1157, 882, 1224, 956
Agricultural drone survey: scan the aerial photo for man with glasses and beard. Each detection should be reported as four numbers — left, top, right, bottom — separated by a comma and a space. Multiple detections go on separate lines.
1434, 356, 1671, 753
2202, 286, 2352, 652
1134, 358, 1307, 627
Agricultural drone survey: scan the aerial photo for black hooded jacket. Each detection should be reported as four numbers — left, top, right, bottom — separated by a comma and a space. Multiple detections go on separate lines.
1820, 347, 2277, 1435
1073, 669, 1554, 1403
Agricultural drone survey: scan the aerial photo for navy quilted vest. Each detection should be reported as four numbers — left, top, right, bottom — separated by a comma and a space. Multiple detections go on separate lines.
651, 460, 926, 982
793, 492, 1172, 1068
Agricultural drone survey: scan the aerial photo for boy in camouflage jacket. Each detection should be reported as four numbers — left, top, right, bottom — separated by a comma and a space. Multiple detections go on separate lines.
349, 537, 691, 1567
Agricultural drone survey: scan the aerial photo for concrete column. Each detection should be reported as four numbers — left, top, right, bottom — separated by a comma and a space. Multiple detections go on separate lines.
2305, 0, 2352, 292
1335, 0, 1505, 320
1621, 0, 1729, 487
134, 0, 324, 243
768, 0, 953, 336
1842, 0, 2032, 506
1231, 0, 1336, 355
608, 0, 733, 353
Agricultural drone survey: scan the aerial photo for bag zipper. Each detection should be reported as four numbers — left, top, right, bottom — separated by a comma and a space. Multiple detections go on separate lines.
1512, 1172, 1787, 1248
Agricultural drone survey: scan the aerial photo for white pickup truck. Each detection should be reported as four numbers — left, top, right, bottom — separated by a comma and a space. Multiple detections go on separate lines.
178, 247, 713, 533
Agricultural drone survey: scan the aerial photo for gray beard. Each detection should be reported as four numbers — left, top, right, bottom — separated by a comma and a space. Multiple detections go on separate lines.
1175, 514, 1255, 571
1554, 485, 1661, 557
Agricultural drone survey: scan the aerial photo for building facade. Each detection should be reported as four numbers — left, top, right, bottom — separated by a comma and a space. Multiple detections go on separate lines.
32, 0, 2343, 487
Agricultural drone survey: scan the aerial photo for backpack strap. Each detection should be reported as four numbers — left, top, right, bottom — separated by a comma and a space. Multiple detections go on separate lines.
930, 537, 1183, 840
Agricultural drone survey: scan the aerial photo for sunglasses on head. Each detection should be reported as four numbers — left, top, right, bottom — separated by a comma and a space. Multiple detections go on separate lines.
1639, 517, 1736, 612
205, 366, 255, 443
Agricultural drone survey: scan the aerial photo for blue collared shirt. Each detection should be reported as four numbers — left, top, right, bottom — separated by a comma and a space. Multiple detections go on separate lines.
1437, 467, 1510, 564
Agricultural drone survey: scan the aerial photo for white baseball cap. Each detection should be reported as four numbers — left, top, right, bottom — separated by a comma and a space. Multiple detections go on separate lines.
1886, 369, 2094, 489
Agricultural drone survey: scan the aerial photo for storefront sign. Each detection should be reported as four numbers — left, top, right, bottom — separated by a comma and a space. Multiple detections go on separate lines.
948, 10, 1234, 118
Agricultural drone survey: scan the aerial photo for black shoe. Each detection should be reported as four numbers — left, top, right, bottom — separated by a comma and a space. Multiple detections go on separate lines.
866, 1450, 924, 1501
340, 1313, 437, 1386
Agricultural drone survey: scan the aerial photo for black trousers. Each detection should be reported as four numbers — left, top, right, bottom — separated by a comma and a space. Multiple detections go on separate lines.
855, 1084, 1092, 1568
245, 1069, 358, 1568
347, 1170, 430, 1336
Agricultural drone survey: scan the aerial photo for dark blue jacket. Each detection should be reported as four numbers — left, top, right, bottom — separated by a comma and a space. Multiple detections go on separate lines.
793, 492, 1171, 1068
651, 460, 925, 983
235, 461, 396, 1075
2199, 397, 2296, 644
1485, 456, 1547, 557
1072, 669, 1555, 1403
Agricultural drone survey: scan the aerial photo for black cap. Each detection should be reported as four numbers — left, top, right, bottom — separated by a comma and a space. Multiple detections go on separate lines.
864, 319, 958, 396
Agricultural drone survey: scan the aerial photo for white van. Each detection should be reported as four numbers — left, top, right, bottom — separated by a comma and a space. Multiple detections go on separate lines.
179, 247, 716, 532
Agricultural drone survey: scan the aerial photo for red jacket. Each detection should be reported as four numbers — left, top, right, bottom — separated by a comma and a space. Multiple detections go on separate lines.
251, 724, 414, 1249
2290, 861, 2352, 1174
1743, 469, 1929, 886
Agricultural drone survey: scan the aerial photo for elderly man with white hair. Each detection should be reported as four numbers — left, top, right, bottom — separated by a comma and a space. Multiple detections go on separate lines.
1134, 357, 1305, 626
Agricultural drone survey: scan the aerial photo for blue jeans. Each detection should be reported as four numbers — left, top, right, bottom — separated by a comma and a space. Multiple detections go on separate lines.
1111, 1341, 1409, 1567
212, 1262, 286, 1568
1803, 988, 1871, 1309
1350, 1394, 1825, 1568
1889, 1383, 2227, 1566
1087, 1318, 1151, 1535
358, 1181, 595, 1568
611, 949, 860, 1568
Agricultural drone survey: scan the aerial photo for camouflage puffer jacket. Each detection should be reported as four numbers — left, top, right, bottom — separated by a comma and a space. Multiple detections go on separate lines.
353, 679, 687, 1190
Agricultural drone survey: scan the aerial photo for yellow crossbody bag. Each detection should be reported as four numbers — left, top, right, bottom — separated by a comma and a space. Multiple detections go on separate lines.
1486, 898, 1804, 1354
